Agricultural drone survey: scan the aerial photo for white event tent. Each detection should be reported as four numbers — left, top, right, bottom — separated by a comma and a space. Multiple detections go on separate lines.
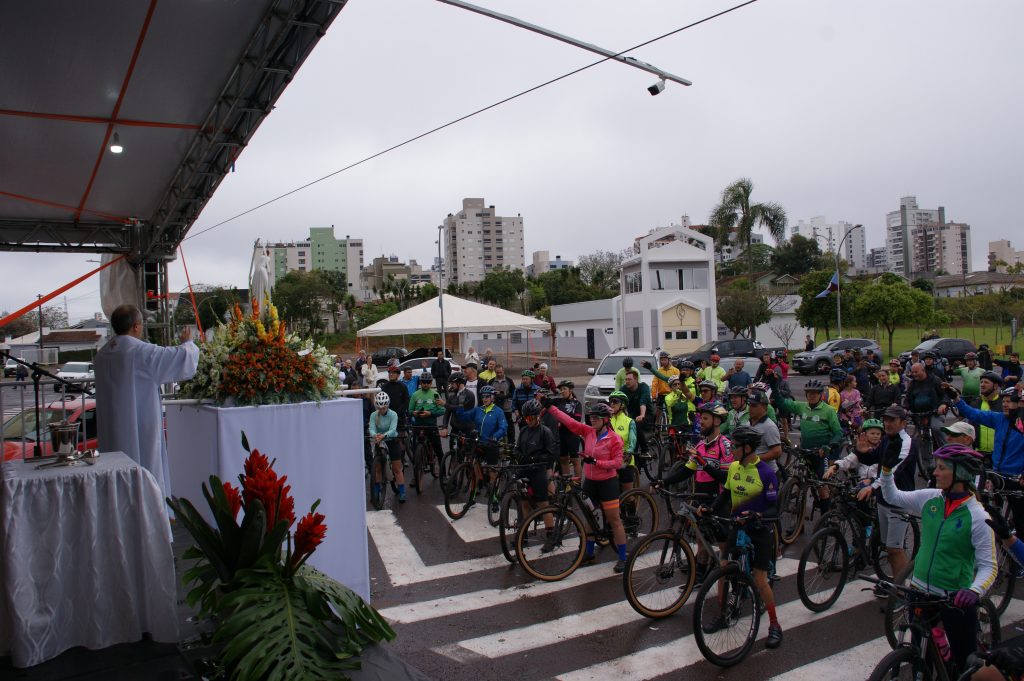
357, 295, 549, 337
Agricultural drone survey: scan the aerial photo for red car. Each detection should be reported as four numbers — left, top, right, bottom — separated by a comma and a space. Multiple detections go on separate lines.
2, 397, 98, 461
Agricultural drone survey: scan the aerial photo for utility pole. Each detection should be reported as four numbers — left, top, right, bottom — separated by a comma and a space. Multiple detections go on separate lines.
37, 294, 44, 354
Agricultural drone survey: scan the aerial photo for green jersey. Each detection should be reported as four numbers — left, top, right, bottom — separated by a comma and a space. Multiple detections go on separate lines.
779, 398, 843, 450
954, 366, 985, 397
409, 388, 445, 425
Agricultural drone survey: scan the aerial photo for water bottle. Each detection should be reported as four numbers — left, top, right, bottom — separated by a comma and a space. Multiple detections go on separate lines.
932, 626, 952, 662
865, 525, 872, 540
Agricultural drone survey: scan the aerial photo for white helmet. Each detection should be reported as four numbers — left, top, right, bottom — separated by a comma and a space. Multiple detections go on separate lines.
374, 391, 391, 409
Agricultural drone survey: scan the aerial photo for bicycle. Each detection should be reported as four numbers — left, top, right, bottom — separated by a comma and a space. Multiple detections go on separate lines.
691, 513, 779, 667
777, 445, 830, 545
514, 476, 659, 582
650, 424, 700, 485
865, 575, 1000, 681
405, 425, 440, 494
622, 488, 718, 618
439, 429, 477, 495
909, 409, 944, 482
366, 435, 397, 511
495, 462, 558, 563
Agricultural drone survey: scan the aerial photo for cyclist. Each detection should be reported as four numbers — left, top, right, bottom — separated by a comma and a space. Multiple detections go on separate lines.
746, 390, 783, 469
663, 377, 693, 430
457, 385, 509, 511
543, 399, 629, 573
677, 360, 699, 424
922, 350, 946, 379
554, 380, 584, 476
826, 368, 846, 411
512, 370, 540, 435
904, 361, 950, 461
721, 386, 749, 435
749, 381, 779, 424
725, 358, 753, 391
975, 372, 1005, 459
994, 352, 1023, 383
382, 362, 411, 422
534, 388, 563, 460
839, 374, 864, 431
615, 357, 639, 390
648, 351, 680, 422
516, 399, 558, 549
697, 379, 718, 408
697, 354, 727, 394
400, 365, 419, 397
878, 442, 997, 674
440, 372, 475, 442
409, 371, 445, 467
607, 390, 638, 492
866, 366, 901, 418
369, 391, 407, 503
489, 364, 518, 448
621, 369, 654, 465
826, 418, 884, 487
478, 358, 497, 383
778, 378, 843, 477
955, 352, 985, 406
699, 425, 783, 649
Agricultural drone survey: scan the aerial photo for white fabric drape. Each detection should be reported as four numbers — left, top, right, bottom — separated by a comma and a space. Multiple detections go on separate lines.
0, 453, 178, 668
98, 254, 140, 320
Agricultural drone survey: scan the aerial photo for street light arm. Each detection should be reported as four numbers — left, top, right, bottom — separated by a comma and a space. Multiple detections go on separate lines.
436, 0, 692, 87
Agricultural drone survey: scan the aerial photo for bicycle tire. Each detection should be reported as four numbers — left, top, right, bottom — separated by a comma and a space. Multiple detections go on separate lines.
620, 488, 660, 541
979, 597, 1002, 650
870, 515, 920, 582
777, 477, 806, 545
428, 441, 440, 478
883, 562, 916, 650
487, 475, 509, 528
865, 645, 928, 681
443, 462, 478, 520
692, 563, 760, 667
515, 505, 586, 582
623, 530, 697, 618
990, 544, 1017, 617
439, 451, 455, 492
498, 489, 523, 563
797, 527, 850, 612
412, 443, 427, 495
370, 453, 389, 511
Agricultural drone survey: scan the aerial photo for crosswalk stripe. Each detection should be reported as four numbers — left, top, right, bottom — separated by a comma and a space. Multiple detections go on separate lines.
436, 504, 502, 544
557, 586, 875, 681
432, 558, 803, 661
766, 637, 889, 681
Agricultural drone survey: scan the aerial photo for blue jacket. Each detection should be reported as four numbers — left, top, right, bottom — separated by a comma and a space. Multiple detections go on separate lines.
400, 376, 419, 399
368, 409, 399, 440
512, 383, 539, 412
456, 404, 508, 443
956, 398, 1024, 474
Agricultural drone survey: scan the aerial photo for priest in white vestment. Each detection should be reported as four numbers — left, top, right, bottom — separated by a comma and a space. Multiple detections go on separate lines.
95, 304, 199, 499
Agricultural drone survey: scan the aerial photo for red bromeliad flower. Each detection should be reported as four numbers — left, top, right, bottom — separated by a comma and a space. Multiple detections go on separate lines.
291, 511, 327, 568
243, 449, 270, 477
241, 462, 296, 533
222, 481, 242, 519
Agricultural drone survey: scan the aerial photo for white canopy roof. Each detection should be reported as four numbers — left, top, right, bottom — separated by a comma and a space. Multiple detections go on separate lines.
357, 295, 550, 337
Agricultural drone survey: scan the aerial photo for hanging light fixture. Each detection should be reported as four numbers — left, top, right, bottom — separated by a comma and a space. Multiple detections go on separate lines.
109, 131, 123, 154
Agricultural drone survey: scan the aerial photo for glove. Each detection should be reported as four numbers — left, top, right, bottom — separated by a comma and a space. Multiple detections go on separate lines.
640, 360, 652, 369
582, 456, 597, 465
880, 435, 903, 470
985, 506, 1015, 541
989, 646, 1024, 676
942, 382, 961, 402
537, 395, 552, 408
953, 588, 979, 609
702, 458, 720, 471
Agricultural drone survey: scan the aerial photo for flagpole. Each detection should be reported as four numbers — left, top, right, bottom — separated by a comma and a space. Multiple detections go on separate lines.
834, 225, 859, 338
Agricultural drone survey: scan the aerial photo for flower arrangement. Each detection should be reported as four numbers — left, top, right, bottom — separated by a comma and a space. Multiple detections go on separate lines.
179, 297, 338, 406
168, 432, 394, 681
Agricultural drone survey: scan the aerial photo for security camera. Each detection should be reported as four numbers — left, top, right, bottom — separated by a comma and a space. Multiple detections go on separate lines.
648, 78, 666, 96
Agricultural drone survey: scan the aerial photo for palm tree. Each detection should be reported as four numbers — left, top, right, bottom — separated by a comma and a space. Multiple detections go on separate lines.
709, 178, 787, 282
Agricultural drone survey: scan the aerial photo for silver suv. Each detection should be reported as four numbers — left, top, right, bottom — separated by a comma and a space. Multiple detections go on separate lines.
582, 349, 656, 409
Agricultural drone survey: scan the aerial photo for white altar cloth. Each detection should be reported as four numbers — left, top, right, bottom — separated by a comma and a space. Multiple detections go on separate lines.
0, 452, 178, 668
165, 398, 369, 601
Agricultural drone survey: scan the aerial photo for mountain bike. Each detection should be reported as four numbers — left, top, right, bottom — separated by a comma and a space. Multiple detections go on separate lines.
407, 425, 441, 494
495, 462, 557, 563
366, 435, 397, 511
692, 514, 779, 667
909, 409, 943, 483
777, 446, 830, 545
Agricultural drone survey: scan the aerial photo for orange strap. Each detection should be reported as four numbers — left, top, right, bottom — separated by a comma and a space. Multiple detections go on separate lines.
0, 254, 128, 328
178, 245, 203, 339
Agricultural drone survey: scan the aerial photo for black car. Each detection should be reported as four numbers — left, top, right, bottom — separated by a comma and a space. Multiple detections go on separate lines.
673, 338, 784, 365
370, 346, 409, 367
898, 338, 977, 369
791, 338, 882, 375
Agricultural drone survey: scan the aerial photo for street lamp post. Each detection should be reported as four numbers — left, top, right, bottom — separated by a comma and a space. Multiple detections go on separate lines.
437, 225, 446, 359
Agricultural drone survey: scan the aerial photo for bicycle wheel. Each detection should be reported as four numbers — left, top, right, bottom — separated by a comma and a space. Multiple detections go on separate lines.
797, 527, 850, 612
439, 451, 456, 492
989, 544, 1017, 617
866, 646, 928, 681
979, 597, 1002, 650
443, 462, 477, 520
516, 505, 586, 582
650, 438, 670, 480
412, 443, 427, 494
871, 516, 920, 581
916, 432, 934, 483
620, 488, 660, 540
370, 453, 388, 511
623, 531, 697, 618
428, 442, 440, 478
498, 489, 524, 563
487, 476, 509, 528
692, 563, 760, 667
777, 477, 806, 545
884, 562, 915, 649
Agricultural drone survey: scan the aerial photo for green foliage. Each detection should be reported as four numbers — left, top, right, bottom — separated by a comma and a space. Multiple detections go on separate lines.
717, 282, 772, 338
911, 278, 934, 293
771, 234, 830, 277
708, 178, 787, 281
854, 279, 935, 356
717, 244, 774, 278
575, 249, 632, 290
0, 311, 35, 339
795, 268, 862, 340
273, 271, 343, 339
353, 301, 398, 331
174, 286, 240, 331
477, 267, 526, 309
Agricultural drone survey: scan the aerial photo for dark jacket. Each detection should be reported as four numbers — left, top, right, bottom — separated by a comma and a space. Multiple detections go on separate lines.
488, 375, 517, 412
444, 388, 476, 430
621, 381, 653, 428
516, 423, 557, 466
865, 383, 901, 416
431, 358, 452, 386
512, 382, 539, 413
551, 395, 583, 441
381, 380, 410, 418
903, 374, 946, 415
870, 431, 918, 505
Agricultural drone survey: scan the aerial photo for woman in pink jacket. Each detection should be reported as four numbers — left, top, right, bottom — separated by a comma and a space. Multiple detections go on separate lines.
546, 400, 629, 573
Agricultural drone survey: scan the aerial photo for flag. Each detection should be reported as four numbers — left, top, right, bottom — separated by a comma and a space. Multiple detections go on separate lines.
815, 272, 839, 299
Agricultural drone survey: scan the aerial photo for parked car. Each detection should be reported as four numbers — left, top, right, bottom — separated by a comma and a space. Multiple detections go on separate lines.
791, 338, 882, 375
582, 349, 656, 410
672, 338, 785, 366
55, 361, 95, 392
4, 357, 24, 378
374, 357, 460, 387
898, 337, 977, 369
370, 346, 409, 367
2, 397, 98, 461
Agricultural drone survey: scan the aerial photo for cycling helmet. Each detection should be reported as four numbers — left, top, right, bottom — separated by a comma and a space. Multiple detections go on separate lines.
862, 418, 884, 432
698, 402, 729, 419
461, 391, 476, 410
373, 391, 391, 409
750, 381, 770, 393
678, 360, 695, 370
965, 352, 978, 361
830, 368, 848, 384
729, 425, 762, 449
658, 351, 670, 359
521, 369, 536, 378
587, 402, 613, 419
982, 371, 1004, 385
804, 379, 826, 392
727, 386, 748, 397
520, 399, 543, 417
1001, 387, 1021, 401
746, 390, 769, 406
535, 387, 553, 398
933, 443, 985, 480
419, 371, 433, 382
557, 379, 574, 390
479, 385, 496, 398
621, 357, 634, 369
668, 376, 682, 386
608, 390, 628, 403
698, 380, 717, 392
710, 354, 721, 362
922, 351, 937, 360
387, 363, 401, 374
450, 372, 467, 385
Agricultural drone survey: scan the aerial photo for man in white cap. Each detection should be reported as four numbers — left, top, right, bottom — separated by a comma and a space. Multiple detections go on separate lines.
941, 421, 976, 447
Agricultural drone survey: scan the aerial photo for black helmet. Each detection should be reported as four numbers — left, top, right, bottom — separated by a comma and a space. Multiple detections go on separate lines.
658, 351, 670, 359
521, 399, 543, 417
698, 401, 729, 420
727, 386, 748, 398
729, 426, 762, 449
461, 391, 476, 410
1001, 387, 1021, 402
805, 379, 825, 392
965, 352, 978, 361
922, 351, 937, 360
747, 390, 769, 406
981, 371, 1004, 385
557, 379, 574, 390
830, 368, 848, 384
587, 402, 613, 419
622, 357, 634, 368
450, 372, 467, 385
678, 360, 695, 370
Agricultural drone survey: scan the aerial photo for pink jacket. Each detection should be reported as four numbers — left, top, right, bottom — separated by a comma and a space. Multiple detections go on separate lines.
548, 407, 623, 481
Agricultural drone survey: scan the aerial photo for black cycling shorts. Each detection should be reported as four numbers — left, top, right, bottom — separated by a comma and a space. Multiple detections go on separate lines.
582, 476, 620, 504
525, 466, 549, 503
383, 438, 402, 462
617, 466, 636, 485
726, 523, 775, 572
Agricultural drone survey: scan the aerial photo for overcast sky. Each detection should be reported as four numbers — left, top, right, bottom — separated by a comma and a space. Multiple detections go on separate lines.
3, 0, 1023, 324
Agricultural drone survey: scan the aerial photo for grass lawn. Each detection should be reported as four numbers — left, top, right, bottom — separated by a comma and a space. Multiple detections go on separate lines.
814, 324, 1019, 358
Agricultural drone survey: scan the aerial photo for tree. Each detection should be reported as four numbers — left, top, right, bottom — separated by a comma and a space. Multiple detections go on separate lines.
911, 278, 934, 293
273, 270, 341, 339
353, 301, 398, 331
708, 178, 787, 282
0, 311, 36, 339
477, 267, 526, 310
717, 281, 771, 338
771, 234, 829, 277
794, 267, 862, 341
174, 286, 240, 331
717, 244, 775, 278
576, 249, 633, 288
769, 321, 798, 350
854, 280, 934, 356
40, 305, 68, 330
